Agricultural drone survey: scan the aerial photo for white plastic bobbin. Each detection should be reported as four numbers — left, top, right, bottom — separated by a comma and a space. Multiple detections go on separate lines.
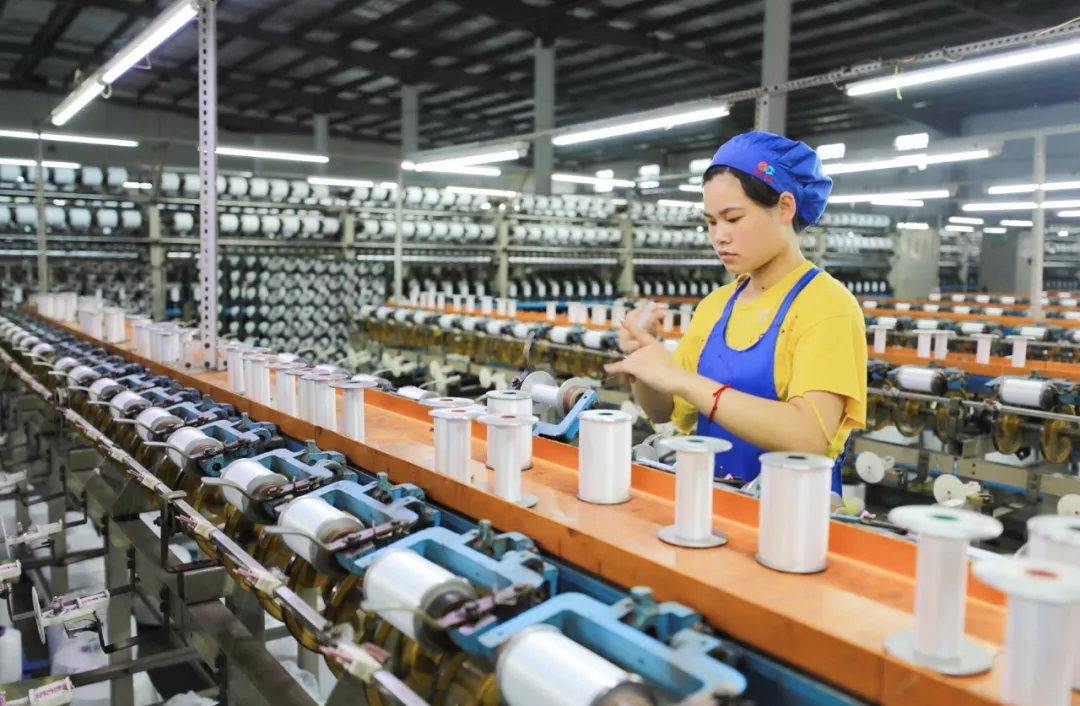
757, 452, 834, 573
480, 413, 538, 508
1008, 335, 1034, 368
871, 324, 890, 354
974, 558, 1080, 706
884, 505, 1003, 675
312, 373, 348, 429
481, 296, 494, 315
297, 372, 322, 423
1025, 515, 1080, 690
933, 330, 954, 360
496, 297, 508, 316
590, 305, 607, 327
436, 292, 446, 310
83, 309, 104, 339
916, 330, 934, 359
240, 347, 270, 396
431, 407, 485, 482
452, 295, 462, 312
223, 343, 248, 394
282, 367, 313, 418
252, 355, 274, 406
679, 306, 692, 333
102, 307, 126, 343
331, 378, 378, 440
972, 333, 997, 365
465, 294, 476, 312
545, 301, 557, 321
507, 299, 517, 317
577, 410, 633, 504
419, 396, 475, 410
657, 436, 732, 548
133, 322, 153, 359
266, 362, 299, 412
610, 304, 627, 327
485, 390, 534, 471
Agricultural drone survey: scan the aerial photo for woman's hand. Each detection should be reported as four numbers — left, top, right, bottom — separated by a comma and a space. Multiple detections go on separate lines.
606, 320, 690, 396
617, 303, 668, 355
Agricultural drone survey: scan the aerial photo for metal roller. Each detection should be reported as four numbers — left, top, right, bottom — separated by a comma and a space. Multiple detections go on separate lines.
108, 390, 150, 419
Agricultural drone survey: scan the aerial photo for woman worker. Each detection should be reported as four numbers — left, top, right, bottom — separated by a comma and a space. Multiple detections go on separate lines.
606, 131, 867, 494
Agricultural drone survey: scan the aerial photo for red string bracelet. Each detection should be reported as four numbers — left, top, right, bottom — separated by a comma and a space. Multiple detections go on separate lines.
709, 383, 731, 424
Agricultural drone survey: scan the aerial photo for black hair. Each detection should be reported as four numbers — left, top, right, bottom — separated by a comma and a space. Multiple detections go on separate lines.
702, 164, 806, 232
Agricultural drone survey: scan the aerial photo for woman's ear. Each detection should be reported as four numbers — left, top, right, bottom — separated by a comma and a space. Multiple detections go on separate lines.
778, 192, 798, 227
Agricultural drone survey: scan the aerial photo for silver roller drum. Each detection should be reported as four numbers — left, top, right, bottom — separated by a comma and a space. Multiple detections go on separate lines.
895, 366, 947, 395
217, 459, 288, 522
108, 390, 150, 420
165, 427, 224, 472
53, 356, 79, 373
1019, 326, 1049, 341
396, 385, 436, 401
30, 342, 55, 360
277, 496, 363, 575
496, 625, 652, 706
17, 335, 40, 352
87, 377, 124, 402
914, 319, 940, 331
66, 365, 99, 388
363, 548, 476, 653
134, 407, 183, 442
998, 377, 1057, 410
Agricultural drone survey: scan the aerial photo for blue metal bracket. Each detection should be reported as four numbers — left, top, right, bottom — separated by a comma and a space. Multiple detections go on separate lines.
534, 389, 596, 442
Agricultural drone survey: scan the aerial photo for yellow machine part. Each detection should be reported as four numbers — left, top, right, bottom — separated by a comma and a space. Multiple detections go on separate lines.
934, 390, 968, 441
894, 399, 926, 437
992, 413, 1024, 455
865, 394, 890, 431
1041, 404, 1077, 464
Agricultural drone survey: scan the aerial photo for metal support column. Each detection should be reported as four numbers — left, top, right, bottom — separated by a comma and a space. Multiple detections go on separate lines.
401, 85, 419, 156
106, 543, 135, 706
533, 38, 555, 196
35, 135, 48, 294
197, 0, 219, 368
148, 204, 165, 320
495, 215, 509, 298
617, 217, 634, 295
393, 167, 405, 301
313, 115, 329, 174
1032, 133, 1046, 322
758, 0, 792, 133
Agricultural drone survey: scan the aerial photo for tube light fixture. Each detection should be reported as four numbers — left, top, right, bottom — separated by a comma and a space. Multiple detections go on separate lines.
51, 82, 106, 127
689, 158, 712, 174
379, 182, 399, 190
1060, 211, 1080, 218
410, 164, 501, 177
871, 199, 924, 207
552, 100, 729, 146
816, 143, 846, 160
406, 141, 528, 171
962, 200, 1080, 212
1001, 220, 1034, 227
307, 176, 375, 188
638, 180, 661, 189
678, 184, 701, 192
949, 216, 984, 225
823, 150, 991, 175
944, 224, 975, 233
123, 181, 153, 189
846, 37, 1080, 96
552, 173, 635, 187
657, 199, 704, 209
445, 186, 519, 198
897, 222, 930, 230
894, 133, 929, 151
1059, 230, 1070, 237
829, 189, 950, 204
983, 227, 1008, 233
0, 157, 81, 168
0, 128, 139, 147
216, 147, 329, 164
987, 180, 1080, 195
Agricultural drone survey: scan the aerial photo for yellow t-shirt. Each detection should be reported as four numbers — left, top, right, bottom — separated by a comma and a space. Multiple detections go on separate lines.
671, 261, 867, 459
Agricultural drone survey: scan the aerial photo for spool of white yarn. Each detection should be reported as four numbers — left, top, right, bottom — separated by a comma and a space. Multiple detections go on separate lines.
486, 390, 534, 472
756, 452, 833, 573
577, 410, 632, 504
657, 436, 732, 548
1025, 514, 1080, 689
0, 625, 21, 682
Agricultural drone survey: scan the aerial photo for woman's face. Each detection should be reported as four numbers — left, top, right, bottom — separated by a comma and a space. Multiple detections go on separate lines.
702, 171, 796, 275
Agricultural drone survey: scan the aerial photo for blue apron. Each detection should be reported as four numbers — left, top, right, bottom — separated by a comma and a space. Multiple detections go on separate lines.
696, 266, 846, 494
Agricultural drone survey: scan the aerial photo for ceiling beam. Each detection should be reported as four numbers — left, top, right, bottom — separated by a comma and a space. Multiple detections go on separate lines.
935, 0, 1045, 32
11, 3, 82, 79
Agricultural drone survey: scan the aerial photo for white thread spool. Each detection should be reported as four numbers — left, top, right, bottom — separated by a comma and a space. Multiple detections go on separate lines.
1008, 335, 1033, 368
396, 385, 435, 401
611, 304, 626, 327
247, 355, 272, 406
480, 413, 538, 507
577, 410, 632, 504
218, 458, 286, 514
134, 407, 182, 442
757, 452, 833, 573
436, 293, 446, 310
884, 505, 1002, 674
486, 390, 534, 471
496, 625, 649, 706
266, 362, 299, 413
972, 333, 997, 364
661, 308, 675, 333
465, 294, 476, 312
590, 305, 607, 326
481, 296, 493, 315
431, 407, 484, 482
916, 330, 933, 359
496, 298, 508, 316
545, 301, 557, 321
313, 373, 347, 429
164, 427, 222, 471
420, 396, 475, 410
507, 299, 517, 317
240, 347, 270, 396
331, 378, 378, 440
895, 366, 946, 394
933, 330, 954, 360
83, 309, 104, 339
282, 367, 313, 417
974, 558, 1080, 706
656, 436, 732, 548
999, 377, 1056, 409
871, 324, 890, 353
224, 343, 249, 394
102, 308, 126, 343
298, 373, 321, 423
1025, 515, 1080, 690
278, 496, 363, 569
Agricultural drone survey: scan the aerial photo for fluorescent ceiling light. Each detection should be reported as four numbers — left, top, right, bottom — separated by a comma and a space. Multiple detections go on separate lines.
407, 163, 501, 176
217, 146, 329, 163
639, 164, 660, 177
407, 141, 527, 171
945, 224, 974, 232
123, 181, 152, 189
949, 216, 984, 225
988, 180, 1080, 195
657, 199, 704, 209
816, 143, 846, 160
638, 180, 661, 189
102, 0, 197, 84
0, 157, 80, 168
445, 186, 518, 198
0, 129, 140, 148
379, 182, 399, 189
678, 184, 701, 192
552, 100, 728, 146
51, 82, 106, 127
552, 173, 635, 187
829, 189, 950, 204
1059, 230, 1070, 237
871, 199, 924, 207
846, 37, 1080, 96
307, 176, 375, 188
962, 200, 1080, 212
1001, 219, 1033, 227
823, 150, 991, 175
689, 158, 711, 174
894, 133, 929, 151
897, 222, 930, 230
983, 227, 1007, 233
1059, 210, 1080, 217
